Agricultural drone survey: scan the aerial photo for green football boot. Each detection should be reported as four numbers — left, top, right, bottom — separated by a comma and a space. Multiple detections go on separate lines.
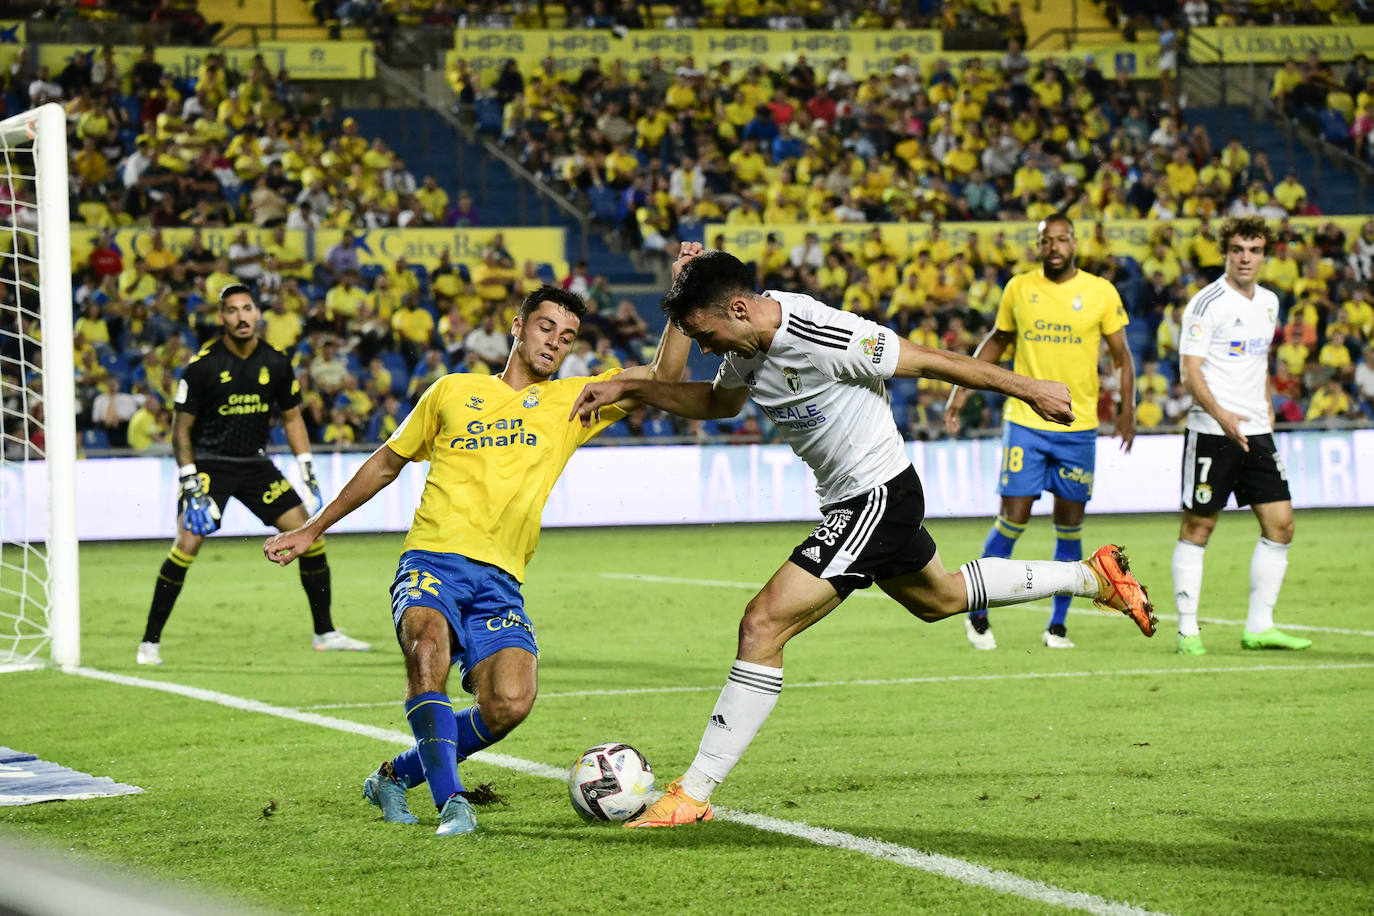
1241, 627, 1312, 651
1177, 633, 1207, 656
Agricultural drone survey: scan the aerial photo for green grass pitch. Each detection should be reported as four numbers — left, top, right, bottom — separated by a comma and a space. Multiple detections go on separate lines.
2, 509, 1372, 915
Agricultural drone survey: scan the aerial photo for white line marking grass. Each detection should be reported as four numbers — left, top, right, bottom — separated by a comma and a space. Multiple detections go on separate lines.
300, 662, 1374, 709
600, 572, 1374, 637
62, 665, 1170, 916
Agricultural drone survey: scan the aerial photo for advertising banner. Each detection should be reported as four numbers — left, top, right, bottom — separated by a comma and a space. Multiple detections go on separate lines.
5, 431, 1371, 542
37, 41, 375, 81
1190, 25, 1374, 64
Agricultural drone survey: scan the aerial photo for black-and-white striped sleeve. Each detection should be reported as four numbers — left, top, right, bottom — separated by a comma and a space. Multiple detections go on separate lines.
786, 314, 852, 350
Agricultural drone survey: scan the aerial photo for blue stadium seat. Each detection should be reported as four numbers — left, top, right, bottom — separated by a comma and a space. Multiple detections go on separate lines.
269, 425, 288, 446
81, 428, 110, 451
359, 263, 385, 288
589, 186, 621, 224
535, 262, 556, 284
475, 98, 503, 135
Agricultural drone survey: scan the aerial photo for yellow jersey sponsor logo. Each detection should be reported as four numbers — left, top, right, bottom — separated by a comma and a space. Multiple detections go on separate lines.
449, 417, 537, 450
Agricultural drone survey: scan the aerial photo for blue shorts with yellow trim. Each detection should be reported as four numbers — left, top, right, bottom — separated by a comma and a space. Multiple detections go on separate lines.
389, 549, 537, 693
996, 423, 1097, 503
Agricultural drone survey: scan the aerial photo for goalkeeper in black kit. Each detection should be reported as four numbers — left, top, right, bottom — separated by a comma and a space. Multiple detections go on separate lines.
136, 284, 370, 665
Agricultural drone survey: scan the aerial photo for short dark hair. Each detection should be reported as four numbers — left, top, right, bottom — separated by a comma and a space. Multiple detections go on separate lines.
660, 250, 755, 328
1218, 216, 1276, 254
519, 284, 586, 320
218, 283, 254, 306
1037, 211, 1074, 235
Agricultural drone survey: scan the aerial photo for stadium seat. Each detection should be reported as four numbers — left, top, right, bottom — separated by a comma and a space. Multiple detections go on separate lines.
269, 425, 288, 446
475, 98, 503, 135
81, 428, 110, 451
406, 263, 430, 292
535, 262, 556, 284
359, 263, 385, 287
589, 186, 621, 224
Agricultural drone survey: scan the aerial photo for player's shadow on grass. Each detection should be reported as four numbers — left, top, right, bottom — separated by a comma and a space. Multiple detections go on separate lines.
857, 816, 1374, 882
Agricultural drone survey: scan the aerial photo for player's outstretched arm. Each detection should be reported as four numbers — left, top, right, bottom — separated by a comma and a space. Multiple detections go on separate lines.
264, 443, 409, 565
944, 329, 1015, 435
896, 337, 1074, 426
1180, 354, 1251, 451
600, 241, 701, 411
571, 377, 748, 426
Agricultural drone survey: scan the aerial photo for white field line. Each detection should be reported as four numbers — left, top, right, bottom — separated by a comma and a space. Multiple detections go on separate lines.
61, 665, 1170, 916
600, 572, 1374, 637
299, 661, 1374, 709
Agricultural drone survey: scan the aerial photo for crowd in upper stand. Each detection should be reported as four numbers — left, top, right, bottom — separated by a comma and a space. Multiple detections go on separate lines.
2, 4, 1374, 457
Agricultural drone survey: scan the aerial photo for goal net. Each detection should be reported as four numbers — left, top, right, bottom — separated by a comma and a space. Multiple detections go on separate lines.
0, 103, 78, 667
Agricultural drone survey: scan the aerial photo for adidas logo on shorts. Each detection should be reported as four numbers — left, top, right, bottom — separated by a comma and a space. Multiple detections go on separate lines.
802, 546, 821, 563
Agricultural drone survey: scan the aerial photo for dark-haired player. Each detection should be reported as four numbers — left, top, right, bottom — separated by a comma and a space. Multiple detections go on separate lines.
1172, 216, 1310, 655
265, 261, 690, 837
946, 212, 1136, 650
137, 284, 368, 666
570, 249, 1155, 828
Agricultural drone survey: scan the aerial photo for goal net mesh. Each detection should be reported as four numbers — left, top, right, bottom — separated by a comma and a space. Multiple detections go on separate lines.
0, 105, 73, 666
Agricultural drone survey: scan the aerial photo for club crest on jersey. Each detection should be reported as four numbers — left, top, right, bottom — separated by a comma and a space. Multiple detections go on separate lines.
219, 370, 232, 384
466, 396, 484, 410
258, 365, 270, 386
1071, 295, 1083, 311
782, 366, 801, 393
522, 387, 541, 408
1195, 483, 1213, 504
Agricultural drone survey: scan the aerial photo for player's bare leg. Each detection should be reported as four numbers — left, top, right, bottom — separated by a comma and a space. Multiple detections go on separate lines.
1241, 500, 1307, 650
628, 562, 842, 828
137, 522, 206, 665
273, 504, 368, 651
465, 646, 538, 741
392, 606, 478, 835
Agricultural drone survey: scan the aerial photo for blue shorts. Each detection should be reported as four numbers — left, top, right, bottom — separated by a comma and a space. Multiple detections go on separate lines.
389, 549, 538, 693
996, 423, 1097, 503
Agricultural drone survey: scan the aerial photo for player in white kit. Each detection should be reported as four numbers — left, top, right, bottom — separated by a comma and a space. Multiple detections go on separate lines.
1172, 216, 1311, 656
570, 250, 1157, 828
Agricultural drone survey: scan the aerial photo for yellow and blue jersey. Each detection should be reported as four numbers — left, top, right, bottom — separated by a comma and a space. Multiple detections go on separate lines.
995, 267, 1127, 433
386, 369, 626, 582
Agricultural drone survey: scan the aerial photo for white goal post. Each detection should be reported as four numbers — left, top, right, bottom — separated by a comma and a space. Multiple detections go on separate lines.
0, 103, 78, 667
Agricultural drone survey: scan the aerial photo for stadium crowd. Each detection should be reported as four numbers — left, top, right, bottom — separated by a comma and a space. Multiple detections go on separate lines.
1, 7, 1374, 456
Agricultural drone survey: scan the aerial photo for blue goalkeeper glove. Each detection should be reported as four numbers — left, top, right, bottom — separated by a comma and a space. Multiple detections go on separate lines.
298, 454, 322, 515
180, 465, 221, 536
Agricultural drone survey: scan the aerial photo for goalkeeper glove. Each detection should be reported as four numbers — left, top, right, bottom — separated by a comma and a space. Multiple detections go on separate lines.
298, 453, 322, 515
179, 464, 221, 536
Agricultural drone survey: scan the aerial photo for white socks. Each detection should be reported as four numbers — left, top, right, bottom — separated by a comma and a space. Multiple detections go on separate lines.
960, 558, 1098, 611
1247, 537, 1290, 633
1172, 540, 1206, 636
680, 660, 782, 802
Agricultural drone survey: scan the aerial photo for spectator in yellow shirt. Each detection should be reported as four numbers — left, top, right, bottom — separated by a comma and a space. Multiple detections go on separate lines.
326, 272, 369, 328
262, 297, 304, 353
415, 175, 449, 223
1272, 171, 1308, 213
1306, 379, 1355, 421
392, 295, 436, 365
1164, 147, 1199, 197
126, 398, 170, 452
1319, 333, 1354, 380
1136, 390, 1165, 428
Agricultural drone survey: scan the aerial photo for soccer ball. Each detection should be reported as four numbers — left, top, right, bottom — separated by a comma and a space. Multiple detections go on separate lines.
568, 743, 655, 822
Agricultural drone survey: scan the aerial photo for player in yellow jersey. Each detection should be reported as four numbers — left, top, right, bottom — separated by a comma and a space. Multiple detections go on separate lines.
946, 213, 1136, 649
263, 254, 692, 836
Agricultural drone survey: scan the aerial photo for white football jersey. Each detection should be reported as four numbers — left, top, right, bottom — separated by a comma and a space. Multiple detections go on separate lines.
715, 291, 906, 505
1178, 276, 1279, 436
